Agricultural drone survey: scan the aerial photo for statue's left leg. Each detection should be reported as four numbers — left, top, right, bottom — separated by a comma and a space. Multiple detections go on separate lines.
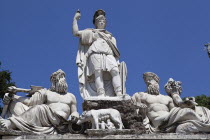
8, 101, 29, 117
110, 67, 122, 96
95, 69, 105, 96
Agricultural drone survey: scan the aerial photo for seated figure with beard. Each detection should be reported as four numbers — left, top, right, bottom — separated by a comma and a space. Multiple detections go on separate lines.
0, 69, 79, 134
132, 72, 210, 134
132, 72, 174, 133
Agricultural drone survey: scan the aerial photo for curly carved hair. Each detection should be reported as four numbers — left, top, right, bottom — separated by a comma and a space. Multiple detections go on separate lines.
50, 69, 68, 93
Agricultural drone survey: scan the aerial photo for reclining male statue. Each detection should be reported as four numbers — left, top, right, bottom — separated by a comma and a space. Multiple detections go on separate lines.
132, 72, 210, 134
0, 69, 79, 134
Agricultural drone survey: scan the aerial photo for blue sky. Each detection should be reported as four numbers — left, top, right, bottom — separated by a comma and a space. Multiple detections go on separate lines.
0, 0, 210, 113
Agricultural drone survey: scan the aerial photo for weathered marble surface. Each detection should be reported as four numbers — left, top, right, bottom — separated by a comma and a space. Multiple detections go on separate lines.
77, 109, 123, 130
83, 95, 131, 101
132, 72, 210, 134
0, 128, 35, 136
164, 78, 210, 134
73, 9, 127, 98
2, 133, 210, 140
82, 99, 146, 134
0, 69, 79, 134
86, 129, 136, 136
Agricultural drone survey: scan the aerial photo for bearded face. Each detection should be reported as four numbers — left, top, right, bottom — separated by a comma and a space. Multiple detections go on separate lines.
49, 70, 68, 93
147, 83, 160, 95
145, 79, 160, 95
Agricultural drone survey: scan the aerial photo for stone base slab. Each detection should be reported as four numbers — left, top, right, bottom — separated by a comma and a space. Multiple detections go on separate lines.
86, 129, 136, 136
0, 128, 34, 136
84, 95, 131, 101
2, 133, 210, 140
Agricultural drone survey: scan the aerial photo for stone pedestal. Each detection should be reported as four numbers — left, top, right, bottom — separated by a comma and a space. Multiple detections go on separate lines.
86, 129, 136, 136
0, 128, 34, 136
2, 134, 210, 139
82, 96, 146, 134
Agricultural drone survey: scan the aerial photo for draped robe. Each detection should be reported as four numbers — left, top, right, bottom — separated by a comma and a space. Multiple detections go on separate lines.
76, 29, 121, 99
7, 89, 65, 134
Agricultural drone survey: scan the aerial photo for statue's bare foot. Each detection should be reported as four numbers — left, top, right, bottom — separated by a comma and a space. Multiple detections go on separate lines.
98, 94, 105, 97
116, 92, 123, 96
0, 117, 14, 129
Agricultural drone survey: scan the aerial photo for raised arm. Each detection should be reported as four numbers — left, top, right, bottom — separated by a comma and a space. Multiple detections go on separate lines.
3, 93, 30, 106
72, 10, 82, 37
168, 97, 175, 110
170, 93, 184, 107
165, 78, 197, 109
171, 93, 197, 109
13, 95, 30, 105
3, 86, 46, 106
3, 91, 46, 107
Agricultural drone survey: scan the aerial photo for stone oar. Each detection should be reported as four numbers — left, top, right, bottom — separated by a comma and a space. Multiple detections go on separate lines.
1, 86, 43, 118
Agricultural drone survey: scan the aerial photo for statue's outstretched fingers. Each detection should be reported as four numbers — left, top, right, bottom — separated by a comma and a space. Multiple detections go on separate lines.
0, 120, 6, 129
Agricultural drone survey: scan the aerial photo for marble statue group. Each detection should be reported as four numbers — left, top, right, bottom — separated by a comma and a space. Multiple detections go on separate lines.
0, 9, 210, 136
132, 72, 210, 134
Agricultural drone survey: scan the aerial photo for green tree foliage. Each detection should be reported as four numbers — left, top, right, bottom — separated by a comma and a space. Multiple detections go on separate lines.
195, 94, 210, 110
0, 62, 15, 113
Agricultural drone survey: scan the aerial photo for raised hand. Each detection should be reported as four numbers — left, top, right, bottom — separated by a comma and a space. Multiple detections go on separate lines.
70, 114, 79, 123
74, 9, 81, 20
3, 93, 12, 105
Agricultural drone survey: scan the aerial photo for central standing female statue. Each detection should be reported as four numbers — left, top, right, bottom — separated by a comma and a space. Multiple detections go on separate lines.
73, 9, 127, 99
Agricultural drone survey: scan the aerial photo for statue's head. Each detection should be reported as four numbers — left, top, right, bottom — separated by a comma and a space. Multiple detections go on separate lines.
93, 9, 106, 29
49, 69, 68, 93
143, 72, 160, 95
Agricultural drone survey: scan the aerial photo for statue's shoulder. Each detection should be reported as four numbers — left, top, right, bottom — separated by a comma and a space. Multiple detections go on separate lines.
133, 91, 146, 94
67, 92, 77, 101
160, 94, 173, 100
67, 92, 74, 97
79, 28, 94, 37
132, 92, 148, 99
104, 30, 113, 36
137, 92, 148, 96
83, 28, 94, 32
37, 88, 48, 94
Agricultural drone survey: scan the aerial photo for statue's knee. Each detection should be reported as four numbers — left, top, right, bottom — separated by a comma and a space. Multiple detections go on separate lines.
9, 101, 28, 116
10, 101, 23, 109
111, 68, 119, 76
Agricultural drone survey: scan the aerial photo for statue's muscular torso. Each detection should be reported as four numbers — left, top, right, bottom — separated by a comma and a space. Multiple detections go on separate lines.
46, 91, 75, 120
133, 92, 174, 127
